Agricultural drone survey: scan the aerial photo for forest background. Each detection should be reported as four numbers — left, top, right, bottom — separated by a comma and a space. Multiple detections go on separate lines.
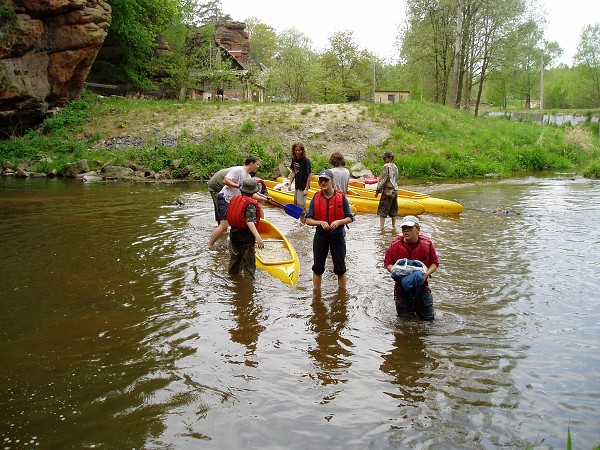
67, 0, 600, 112
1, 0, 599, 180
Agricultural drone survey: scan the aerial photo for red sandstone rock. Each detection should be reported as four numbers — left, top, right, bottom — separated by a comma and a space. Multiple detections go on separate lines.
0, 0, 111, 136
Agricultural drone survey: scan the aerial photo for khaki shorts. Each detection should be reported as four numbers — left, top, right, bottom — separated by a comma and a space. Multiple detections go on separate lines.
293, 189, 307, 211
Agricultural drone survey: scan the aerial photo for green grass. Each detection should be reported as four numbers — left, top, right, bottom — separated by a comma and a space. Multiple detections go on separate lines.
1, 95, 599, 181
583, 159, 600, 178
522, 424, 600, 450
365, 101, 600, 178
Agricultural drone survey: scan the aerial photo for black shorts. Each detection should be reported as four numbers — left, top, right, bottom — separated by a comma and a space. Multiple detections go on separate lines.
312, 231, 347, 276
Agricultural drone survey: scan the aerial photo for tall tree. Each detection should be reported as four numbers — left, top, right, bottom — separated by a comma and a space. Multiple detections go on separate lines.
542, 65, 573, 109
574, 24, 600, 105
504, 19, 545, 108
353, 50, 380, 101
103, 0, 180, 89
268, 28, 321, 102
243, 17, 278, 67
321, 31, 362, 101
448, 0, 464, 108
469, 0, 526, 116
179, 0, 226, 26
157, 0, 233, 98
400, 0, 455, 104
454, 0, 480, 110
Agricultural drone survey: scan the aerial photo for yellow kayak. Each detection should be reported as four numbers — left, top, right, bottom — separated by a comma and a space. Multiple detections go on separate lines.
345, 189, 424, 215
256, 219, 299, 287
348, 182, 464, 215
263, 180, 358, 214
310, 175, 464, 215
272, 178, 425, 215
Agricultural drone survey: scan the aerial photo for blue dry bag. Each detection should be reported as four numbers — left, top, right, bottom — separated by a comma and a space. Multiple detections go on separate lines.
401, 270, 424, 293
390, 258, 426, 293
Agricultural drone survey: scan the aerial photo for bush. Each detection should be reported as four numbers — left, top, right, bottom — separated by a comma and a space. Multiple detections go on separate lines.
583, 159, 600, 178
41, 99, 92, 135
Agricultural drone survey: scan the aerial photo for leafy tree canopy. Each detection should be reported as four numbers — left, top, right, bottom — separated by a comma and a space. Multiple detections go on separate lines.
105, 0, 180, 88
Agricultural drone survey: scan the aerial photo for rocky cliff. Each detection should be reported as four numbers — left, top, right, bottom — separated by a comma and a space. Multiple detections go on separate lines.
215, 20, 250, 68
0, 0, 111, 137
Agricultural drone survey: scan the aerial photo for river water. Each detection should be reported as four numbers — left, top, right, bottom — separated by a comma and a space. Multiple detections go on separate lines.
1, 175, 599, 449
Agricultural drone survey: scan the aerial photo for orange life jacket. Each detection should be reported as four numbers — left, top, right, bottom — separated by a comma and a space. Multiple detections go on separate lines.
227, 195, 262, 229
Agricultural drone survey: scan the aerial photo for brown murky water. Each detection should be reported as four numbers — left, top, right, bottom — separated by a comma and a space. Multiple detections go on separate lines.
1, 175, 599, 449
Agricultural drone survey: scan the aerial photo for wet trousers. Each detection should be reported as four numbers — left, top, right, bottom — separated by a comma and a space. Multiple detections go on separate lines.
395, 289, 435, 321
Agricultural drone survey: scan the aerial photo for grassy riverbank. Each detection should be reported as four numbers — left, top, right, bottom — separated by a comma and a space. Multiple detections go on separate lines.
1, 93, 599, 180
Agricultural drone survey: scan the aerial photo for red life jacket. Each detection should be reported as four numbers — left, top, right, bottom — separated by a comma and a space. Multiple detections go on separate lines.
388, 235, 435, 296
388, 235, 434, 265
313, 190, 346, 224
227, 195, 262, 229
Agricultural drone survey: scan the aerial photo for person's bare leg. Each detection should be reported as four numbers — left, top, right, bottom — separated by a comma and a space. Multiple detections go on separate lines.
337, 273, 347, 291
379, 216, 386, 231
208, 220, 228, 247
296, 191, 307, 224
391, 216, 396, 227
313, 273, 322, 291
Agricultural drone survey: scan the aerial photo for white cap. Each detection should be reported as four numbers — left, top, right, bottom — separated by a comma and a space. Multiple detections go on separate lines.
400, 215, 419, 227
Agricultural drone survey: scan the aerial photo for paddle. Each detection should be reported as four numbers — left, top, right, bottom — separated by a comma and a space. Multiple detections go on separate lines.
257, 193, 304, 219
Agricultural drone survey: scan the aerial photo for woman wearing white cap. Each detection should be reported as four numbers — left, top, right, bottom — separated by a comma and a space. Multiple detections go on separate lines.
383, 215, 439, 321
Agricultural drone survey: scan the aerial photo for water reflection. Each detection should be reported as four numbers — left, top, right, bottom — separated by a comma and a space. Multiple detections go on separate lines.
308, 291, 353, 391
2, 176, 600, 449
379, 324, 437, 405
229, 280, 267, 358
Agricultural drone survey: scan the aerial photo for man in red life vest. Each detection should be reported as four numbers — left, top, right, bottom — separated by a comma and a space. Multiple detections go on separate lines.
305, 169, 355, 291
227, 178, 265, 280
384, 215, 439, 321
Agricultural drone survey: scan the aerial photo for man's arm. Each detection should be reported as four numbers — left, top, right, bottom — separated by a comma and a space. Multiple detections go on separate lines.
223, 177, 240, 188
247, 222, 264, 248
303, 172, 312, 194
424, 242, 439, 280
288, 163, 296, 191
246, 204, 264, 248
376, 165, 389, 196
383, 245, 396, 272
424, 263, 438, 281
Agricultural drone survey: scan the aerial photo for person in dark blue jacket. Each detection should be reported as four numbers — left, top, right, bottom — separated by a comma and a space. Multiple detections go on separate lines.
305, 169, 355, 291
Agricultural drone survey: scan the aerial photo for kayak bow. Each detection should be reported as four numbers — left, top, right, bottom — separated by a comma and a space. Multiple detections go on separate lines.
255, 219, 299, 287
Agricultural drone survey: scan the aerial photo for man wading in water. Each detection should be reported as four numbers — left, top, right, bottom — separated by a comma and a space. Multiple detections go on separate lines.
384, 215, 439, 321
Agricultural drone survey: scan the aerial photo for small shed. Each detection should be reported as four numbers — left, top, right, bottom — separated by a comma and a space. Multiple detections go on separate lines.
374, 90, 410, 104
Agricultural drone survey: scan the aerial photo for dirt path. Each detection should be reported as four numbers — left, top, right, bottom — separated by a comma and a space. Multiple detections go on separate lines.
97, 103, 391, 163
92, 102, 467, 192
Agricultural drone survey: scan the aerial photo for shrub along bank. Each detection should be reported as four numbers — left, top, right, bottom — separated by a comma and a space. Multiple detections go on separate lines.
365, 101, 600, 178
1, 93, 599, 181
